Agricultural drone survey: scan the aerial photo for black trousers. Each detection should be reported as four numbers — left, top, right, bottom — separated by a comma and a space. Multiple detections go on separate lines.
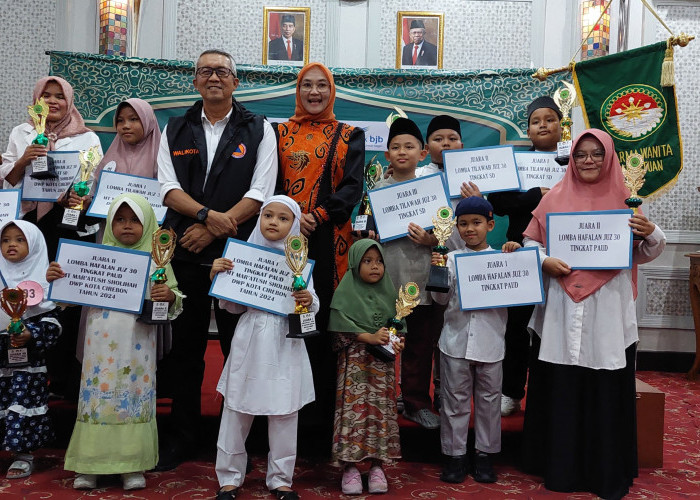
501, 304, 534, 400
160, 259, 240, 446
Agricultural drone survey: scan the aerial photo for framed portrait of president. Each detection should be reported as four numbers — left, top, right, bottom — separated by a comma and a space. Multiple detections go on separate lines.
396, 11, 444, 70
263, 7, 310, 66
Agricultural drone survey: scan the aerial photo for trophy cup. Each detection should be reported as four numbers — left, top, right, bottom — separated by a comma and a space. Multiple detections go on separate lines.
553, 82, 577, 166
1, 288, 29, 367
622, 153, 647, 241
139, 228, 177, 324
425, 206, 456, 293
27, 98, 57, 179
354, 155, 383, 237
285, 234, 320, 339
368, 282, 421, 362
58, 146, 102, 231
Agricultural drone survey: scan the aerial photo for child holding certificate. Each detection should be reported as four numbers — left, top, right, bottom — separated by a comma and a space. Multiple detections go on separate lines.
521, 129, 665, 500
374, 118, 441, 429
431, 196, 519, 485
329, 239, 405, 495
47, 194, 183, 491
488, 96, 562, 417
0, 220, 61, 479
211, 195, 318, 500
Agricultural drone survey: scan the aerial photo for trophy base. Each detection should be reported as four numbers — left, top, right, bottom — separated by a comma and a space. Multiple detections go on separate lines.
554, 155, 569, 166
367, 343, 396, 362
57, 209, 88, 232
425, 265, 450, 293
353, 213, 377, 237
287, 312, 320, 339
29, 156, 58, 179
137, 299, 170, 325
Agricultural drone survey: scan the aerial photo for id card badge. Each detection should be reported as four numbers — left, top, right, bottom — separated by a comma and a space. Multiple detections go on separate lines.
151, 301, 169, 321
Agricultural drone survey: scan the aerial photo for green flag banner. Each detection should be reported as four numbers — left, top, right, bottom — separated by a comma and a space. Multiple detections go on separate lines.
573, 42, 683, 198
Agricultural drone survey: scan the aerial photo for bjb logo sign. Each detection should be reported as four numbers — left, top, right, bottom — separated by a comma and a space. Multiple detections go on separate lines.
345, 120, 389, 151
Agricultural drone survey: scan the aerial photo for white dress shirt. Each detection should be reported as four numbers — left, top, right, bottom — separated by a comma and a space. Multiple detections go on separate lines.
432, 246, 508, 362
415, 161, 442, 178
525, 224, 666, 370
157, 109, 277, 203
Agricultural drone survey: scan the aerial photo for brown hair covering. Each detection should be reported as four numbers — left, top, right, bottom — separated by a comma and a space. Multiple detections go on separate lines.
289, 63, 336, 123
30, 76, 91, 150
95, 98, 161, 180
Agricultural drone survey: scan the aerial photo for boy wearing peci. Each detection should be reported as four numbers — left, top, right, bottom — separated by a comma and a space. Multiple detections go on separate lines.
432, 196, 519, 484
374, 118, 441, 429
487, 96, 562, 416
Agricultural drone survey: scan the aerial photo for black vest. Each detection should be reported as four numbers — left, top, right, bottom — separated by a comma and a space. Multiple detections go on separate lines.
164, 99, 264, 264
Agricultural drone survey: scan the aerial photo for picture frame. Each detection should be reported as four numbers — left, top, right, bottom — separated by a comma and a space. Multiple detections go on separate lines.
263, 7, 310, 66
396, 11, 444, 70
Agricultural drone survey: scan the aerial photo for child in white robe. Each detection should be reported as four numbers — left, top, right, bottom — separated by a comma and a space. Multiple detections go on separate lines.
211, 195, 318, 500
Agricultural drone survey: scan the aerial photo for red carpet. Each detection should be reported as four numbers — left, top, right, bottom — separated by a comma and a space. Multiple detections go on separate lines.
4, 342, 700, 498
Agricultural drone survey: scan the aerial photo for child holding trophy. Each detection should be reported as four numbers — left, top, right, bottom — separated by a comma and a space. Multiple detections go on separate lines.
329, 239, 416, 495
1, 76, 102, 402
210, 195, 318, 500
47, 194, 183, 491
431, 196, 519, 485
0, 220, 61, 479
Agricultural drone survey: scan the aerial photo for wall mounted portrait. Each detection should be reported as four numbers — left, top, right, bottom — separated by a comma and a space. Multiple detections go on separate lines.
263, 7, 310, 66
396, 11, 444, 70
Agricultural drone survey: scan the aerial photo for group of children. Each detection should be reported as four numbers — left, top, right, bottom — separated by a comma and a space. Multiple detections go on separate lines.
0, 80, 665, 500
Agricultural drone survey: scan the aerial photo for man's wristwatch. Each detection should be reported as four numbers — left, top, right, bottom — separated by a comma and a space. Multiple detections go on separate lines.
196, 207, 210, 222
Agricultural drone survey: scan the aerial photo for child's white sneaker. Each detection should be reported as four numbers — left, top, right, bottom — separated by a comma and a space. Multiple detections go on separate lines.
73, 474, 97, 489
500, 395, 521, 416
122, 472, 146, 490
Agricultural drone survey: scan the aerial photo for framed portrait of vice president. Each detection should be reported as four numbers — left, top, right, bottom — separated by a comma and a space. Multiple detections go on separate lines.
396, 11, 444, 70
263, 7, 310, 66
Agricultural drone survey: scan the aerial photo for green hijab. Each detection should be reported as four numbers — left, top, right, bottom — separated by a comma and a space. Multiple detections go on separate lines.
328, 239, 399, 334
103, 193, 178, 290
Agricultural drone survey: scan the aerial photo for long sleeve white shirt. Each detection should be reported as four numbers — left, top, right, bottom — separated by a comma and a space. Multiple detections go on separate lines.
524, 224, 666, 370
432, 246, 508, 363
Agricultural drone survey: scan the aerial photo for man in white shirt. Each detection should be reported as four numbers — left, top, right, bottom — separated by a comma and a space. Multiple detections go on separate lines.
401, 19, 438, 67
156, 48, 277, 470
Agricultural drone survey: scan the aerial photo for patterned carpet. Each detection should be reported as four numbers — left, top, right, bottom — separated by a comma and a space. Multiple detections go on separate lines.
1, 369, 698, 498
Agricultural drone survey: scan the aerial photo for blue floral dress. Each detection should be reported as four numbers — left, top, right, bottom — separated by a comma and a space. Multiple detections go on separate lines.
0, 310, 61, 452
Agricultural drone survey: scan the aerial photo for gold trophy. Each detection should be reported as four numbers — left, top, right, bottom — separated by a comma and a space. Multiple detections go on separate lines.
425, 206, 456, 292
553, 82, 578, 166
27, 98, 57, 179
354, 155, 383, 237
368, 282, 421, 362
139, 228, 177, 324
59, 146, 102, 231
284, 234, 319, 338
1, 288, 30, 367
623, 153, 648, 241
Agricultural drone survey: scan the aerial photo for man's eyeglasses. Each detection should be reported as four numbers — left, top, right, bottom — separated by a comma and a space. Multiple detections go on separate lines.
572, 151, 605, 163
196, 67, 235, 78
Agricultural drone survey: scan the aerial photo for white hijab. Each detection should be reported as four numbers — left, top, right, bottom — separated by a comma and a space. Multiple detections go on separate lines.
247, 195, 302, 250
0, 220, 55, 318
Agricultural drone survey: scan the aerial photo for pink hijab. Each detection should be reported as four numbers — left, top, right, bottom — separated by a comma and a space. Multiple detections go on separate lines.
95, 98, 161, 180
523, 128, 637, 302
30, 76, 91, 150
